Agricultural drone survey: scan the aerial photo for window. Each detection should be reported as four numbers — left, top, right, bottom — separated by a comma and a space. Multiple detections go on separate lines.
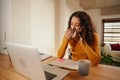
102, 18, 120, 45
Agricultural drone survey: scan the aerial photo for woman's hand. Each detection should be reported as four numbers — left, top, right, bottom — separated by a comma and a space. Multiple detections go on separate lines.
65, 28, 74, 39
65, 28, 83, 42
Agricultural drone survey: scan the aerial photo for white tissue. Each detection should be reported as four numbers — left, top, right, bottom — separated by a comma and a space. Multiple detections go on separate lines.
72, 30, 76, 38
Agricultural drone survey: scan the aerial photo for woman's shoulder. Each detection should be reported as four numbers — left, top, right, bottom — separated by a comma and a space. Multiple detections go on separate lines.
93, 32, 98, 36
93, 32, 99, 39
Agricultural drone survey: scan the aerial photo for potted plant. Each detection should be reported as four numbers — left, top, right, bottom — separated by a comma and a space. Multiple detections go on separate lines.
101, 52, 113, 65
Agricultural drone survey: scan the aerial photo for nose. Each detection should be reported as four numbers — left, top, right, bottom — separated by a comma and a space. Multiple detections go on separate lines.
71, 25, 75, 29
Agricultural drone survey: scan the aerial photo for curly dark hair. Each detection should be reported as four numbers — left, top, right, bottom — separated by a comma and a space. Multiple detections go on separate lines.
68, 11, 96, 46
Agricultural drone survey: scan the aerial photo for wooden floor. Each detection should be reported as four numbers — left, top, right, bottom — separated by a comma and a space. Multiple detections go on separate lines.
0, 53, 29, 80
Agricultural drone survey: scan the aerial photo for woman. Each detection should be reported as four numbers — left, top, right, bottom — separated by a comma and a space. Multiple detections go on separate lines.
57, 11, 101, 66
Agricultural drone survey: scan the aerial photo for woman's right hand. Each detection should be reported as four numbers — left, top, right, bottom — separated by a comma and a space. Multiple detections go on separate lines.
65, 28, 74, 39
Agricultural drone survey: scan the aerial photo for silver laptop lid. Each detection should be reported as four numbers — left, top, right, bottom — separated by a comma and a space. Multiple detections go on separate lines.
6, 42, 46, 80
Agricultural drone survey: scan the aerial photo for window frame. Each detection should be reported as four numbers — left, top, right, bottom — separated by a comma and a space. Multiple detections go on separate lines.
102, 18, 120, 46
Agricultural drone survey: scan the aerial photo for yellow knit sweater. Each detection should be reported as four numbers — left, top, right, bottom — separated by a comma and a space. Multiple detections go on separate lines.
57, 32, 101, 66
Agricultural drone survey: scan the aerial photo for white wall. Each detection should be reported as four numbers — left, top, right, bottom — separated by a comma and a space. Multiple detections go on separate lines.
0, 0, 55, 55
101, 14, 120, 19
0, 0, 12, 54
0, 0, 31, 50
0, 0, 2, 53
11, 0, 31, 45
31, 0, 55, 55
65, 0, 84, 29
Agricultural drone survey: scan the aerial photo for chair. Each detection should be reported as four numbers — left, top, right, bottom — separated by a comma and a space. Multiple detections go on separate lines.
68, 48, 72, 59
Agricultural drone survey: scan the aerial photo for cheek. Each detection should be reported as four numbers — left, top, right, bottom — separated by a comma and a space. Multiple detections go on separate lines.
71, 25, 74, 29
75, 27, 81, 31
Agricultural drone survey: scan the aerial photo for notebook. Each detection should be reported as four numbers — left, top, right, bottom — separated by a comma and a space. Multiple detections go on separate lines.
6, 42, 70, 80
49, 59, 78, 70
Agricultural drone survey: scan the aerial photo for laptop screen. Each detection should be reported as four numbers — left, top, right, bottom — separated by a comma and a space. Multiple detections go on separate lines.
6, 42, 46, 80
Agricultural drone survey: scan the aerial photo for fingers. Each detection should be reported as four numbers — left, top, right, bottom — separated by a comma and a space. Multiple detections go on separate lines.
72, 30, 76, 38
65, 28, 74, 39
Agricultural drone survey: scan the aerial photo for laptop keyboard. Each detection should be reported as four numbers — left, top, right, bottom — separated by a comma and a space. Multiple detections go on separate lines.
44, 71, 57, 80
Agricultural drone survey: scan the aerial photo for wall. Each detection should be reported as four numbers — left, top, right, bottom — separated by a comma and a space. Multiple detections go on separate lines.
54, 0, 60, 56
0, 0, 12, 54
0, 0, 55, 55
11, 0, 31, 45
31, 0, 55, 55
65, 0, 84, 29
101, 14, 120, 19
0, 0, 2, 53
0, 0, 31, 54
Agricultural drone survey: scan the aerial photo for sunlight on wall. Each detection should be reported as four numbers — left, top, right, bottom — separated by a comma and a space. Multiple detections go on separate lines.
31, 0, 55, 55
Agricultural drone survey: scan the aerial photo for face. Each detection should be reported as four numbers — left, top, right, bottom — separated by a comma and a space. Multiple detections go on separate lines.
71, 16, 81, 31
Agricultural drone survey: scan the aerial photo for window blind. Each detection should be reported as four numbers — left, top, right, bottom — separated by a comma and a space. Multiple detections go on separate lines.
104, 22, 120, 44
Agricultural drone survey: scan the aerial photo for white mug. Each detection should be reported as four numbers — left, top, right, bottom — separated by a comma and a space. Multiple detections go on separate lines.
78, 59, 91, 76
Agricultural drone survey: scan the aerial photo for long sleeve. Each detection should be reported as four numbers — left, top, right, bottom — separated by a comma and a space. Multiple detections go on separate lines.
72, 32, 101, 66
57, 32, 101, 66
81, 33, 101, 66
57, 36, 69, 58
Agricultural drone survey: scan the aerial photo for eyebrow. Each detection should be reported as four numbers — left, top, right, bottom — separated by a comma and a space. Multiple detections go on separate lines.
71, 23, 80, 24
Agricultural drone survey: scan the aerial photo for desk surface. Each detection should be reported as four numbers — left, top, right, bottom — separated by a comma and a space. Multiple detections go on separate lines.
0, 53, 120, 80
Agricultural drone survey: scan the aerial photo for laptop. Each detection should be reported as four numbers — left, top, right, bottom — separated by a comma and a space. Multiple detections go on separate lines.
6, 42, 70, 80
